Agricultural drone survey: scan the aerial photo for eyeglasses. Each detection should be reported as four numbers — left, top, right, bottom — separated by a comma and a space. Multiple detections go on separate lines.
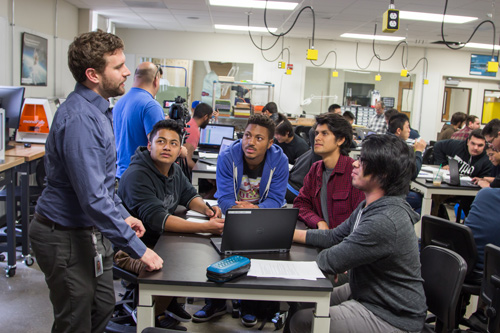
154, 64, 163, 79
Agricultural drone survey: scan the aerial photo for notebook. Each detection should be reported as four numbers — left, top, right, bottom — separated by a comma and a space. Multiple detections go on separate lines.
444, 157, 479, 187
198, 124, 235, 153
210, 208, 298, 255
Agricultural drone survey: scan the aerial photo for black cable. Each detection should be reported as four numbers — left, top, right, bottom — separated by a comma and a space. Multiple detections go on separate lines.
441, 0, 496, 58
356, 43, 377, 69
372, 23, 409, 67
247, 13, 282, 51
261, 46, 290, 63
309, 50, 337, 67
408, 57, 429, 79
263, 0, 316, 47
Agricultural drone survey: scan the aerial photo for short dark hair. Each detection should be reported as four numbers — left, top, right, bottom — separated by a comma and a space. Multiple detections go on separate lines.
384, 108, 399, 122
360, 134, 415, 196
343, 111, 355, 122
193, 103, 213, 119
388, 113, 409, 134
450, 112, 467, 126
262, 102, 278, 114
149, 119, 183, 143
68, 29, 124, 83
469, 129, 485, 141
314, 113, 353, 156
246, 113, 276, 140
466, 115, 478, 126
483, 118, 500, 138
328, 104, 341, 113
275, 113, 293, 138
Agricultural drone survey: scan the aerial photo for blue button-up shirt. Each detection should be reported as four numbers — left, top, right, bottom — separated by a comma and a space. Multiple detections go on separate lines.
36, 83, 147, 259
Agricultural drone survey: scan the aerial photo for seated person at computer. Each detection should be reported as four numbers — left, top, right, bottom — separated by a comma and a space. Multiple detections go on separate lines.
433, 129, 491, 178
293, 113, 364, 230
328, 103, 342, 114
290, 134, 426, 333
342, 110, 355, 125
262, 101, 279, 123
117, 119, 224, 328
193, 114, 288, 327
184, 102, 214, 170
437, 111, 467, 141
274, 113, 309, 165
477, 119, 500, 188
472, 145, 500, 188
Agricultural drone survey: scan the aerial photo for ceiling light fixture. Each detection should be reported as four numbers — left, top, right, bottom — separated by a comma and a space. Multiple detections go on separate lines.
215, 24, 277, 32
340, 33, 405, 42
463, 42, 500, 50
399, 11, 477, 24
209, 0, 298, 10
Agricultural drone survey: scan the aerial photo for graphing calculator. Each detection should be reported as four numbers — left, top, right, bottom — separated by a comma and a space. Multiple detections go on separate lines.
206, 255, 251, 283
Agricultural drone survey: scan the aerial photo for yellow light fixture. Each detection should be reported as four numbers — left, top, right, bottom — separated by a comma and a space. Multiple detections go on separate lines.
306, 49, 318, 60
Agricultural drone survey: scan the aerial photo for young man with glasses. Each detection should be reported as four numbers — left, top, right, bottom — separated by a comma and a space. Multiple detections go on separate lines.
113, 62, 166, 178
477, 119, 500, 188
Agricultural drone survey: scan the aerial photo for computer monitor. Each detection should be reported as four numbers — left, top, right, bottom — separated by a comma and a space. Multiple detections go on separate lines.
198, 124, 235, 150
0, 86, 25, 150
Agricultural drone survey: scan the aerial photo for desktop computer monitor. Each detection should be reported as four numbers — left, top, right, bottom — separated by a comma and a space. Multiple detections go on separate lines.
0, 86, 25, 150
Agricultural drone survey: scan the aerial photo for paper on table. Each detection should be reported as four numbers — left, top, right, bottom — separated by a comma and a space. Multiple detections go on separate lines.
199, 152, 218, 158
186, 217, 208, 223
186, 210, 206, 218
204, 199, 218, 206
247, 259, 325, 280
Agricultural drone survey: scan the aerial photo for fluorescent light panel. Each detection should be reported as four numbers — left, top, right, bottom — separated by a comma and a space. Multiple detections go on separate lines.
400, 11, 477, 24
210, 0, 298, 10
340, 33, 405, 42
464, 43, 500, 51
215, 24, 277, 32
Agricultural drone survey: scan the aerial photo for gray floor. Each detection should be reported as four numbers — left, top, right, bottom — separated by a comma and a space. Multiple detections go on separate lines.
0, 251, 284, 332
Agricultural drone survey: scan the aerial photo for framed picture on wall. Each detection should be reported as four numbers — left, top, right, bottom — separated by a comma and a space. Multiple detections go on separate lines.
21, 32, 48, 86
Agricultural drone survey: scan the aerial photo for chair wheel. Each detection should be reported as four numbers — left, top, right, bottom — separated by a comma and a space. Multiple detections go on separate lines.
5, 267, 16, 277
0, 253, 5, 262
24, 256, 34, 266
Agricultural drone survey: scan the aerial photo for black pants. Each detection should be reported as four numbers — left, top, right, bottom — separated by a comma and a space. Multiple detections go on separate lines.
29, 217, 115, 333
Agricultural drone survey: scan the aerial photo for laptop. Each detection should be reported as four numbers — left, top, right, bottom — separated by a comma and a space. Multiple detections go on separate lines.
198, 124, 235, 153
198, 137, 236, 166
445, 157, 479, 187
210, 208, 298, 255
355, 127, 374, 140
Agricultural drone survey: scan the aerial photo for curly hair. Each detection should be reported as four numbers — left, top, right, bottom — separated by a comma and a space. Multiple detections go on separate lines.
68, 29, 124, 83
246, 113, 276, 140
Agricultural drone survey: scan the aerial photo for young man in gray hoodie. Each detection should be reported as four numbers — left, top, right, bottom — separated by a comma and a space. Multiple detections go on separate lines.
291, 134, 427, 333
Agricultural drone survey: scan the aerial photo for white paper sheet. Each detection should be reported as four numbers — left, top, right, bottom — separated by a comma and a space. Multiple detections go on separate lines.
247, 259, 325, 280
199, 152, 218, 159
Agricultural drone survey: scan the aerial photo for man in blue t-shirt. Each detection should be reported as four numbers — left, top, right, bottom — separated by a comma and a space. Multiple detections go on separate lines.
113, 61, 165, 178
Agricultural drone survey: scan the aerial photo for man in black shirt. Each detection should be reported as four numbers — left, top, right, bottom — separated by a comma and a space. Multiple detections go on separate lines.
274, 115, 309, 165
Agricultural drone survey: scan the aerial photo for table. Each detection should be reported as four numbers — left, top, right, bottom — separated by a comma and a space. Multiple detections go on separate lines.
191, 160, 216, 190
411, 178, 480, 237
136, 233, 333, 332
0, 156, 26, 277
4, 142, 46, 275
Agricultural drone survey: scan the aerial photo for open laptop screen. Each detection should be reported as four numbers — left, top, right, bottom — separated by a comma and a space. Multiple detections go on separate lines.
199, 124, 235, 149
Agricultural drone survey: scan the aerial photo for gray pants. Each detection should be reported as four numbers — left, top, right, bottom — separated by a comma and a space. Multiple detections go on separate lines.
29, 217, 115, 333
290, 284, 409, 333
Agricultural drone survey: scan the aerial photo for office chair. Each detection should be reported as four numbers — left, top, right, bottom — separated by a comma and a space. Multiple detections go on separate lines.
106, 265, 138, 333
294, 126, 311, 146
482, 244, 500, 333
421, 215, 483, 329
421, 245, 467, 333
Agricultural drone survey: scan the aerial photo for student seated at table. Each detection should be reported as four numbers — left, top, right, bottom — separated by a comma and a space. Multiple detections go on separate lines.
472, 145, 500, 188
290, 134, 427, 333
293, 113, 364, 230
117, 119, 224, 329
193, 114, 289, 327
274, 113, 309, 165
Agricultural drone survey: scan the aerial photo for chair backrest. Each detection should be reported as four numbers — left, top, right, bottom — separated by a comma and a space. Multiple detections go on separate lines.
421, 245, 467, 332
482, 244, 500, 333
294, 125, 312, 146
421, 215, 477, 276
422, 145, 435, 165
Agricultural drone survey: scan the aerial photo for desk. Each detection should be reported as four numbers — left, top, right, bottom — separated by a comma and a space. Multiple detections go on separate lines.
411, 178, 480, 237
4, 142, 46, 273
136, 233, 333, 332
0, 156, 26, 277
192, 160, 216, 190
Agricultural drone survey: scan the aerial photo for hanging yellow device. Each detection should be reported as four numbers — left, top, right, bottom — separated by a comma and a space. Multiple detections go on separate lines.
306, 48, 318, 60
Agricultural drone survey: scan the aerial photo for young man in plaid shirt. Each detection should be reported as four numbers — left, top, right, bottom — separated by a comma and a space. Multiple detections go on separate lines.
293, 113, 365, 230
451, 115, 481, 141
367, 101, 387, 134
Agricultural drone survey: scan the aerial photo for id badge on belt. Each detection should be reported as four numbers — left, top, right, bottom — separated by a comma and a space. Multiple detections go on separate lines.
92, 231, 103, 277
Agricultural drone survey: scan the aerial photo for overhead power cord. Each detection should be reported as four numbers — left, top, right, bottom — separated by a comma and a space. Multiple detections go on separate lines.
247, 13, 282, 51
356, 43, 377, 70
441, 0, 497, 58
309, 50, 338, 67
372, 23, 409, 69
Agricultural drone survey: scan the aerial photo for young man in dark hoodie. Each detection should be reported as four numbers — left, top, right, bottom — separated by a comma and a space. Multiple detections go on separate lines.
117, 119, 224, 328
290, 134, 427, 333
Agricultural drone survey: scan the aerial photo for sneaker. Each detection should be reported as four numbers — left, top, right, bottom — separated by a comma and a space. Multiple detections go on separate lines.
165, 298, 192, 322
156, 314, 184, 330
240, 312, 257, 327
192, 300, 227, 323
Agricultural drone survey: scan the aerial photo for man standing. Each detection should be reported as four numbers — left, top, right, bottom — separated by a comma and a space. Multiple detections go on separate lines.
434, 129, 491, 178
367, 101, 387, 134
293, 113, 364, 230
184, 102, 213, 169
451, 115, 481, 141
193, 114, 288, 326
113, 61, 165, 178
290, 135, 426, 333
29, 30, 163, 333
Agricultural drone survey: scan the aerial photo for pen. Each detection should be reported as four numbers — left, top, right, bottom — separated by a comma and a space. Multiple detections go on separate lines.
206, 202, 216, 215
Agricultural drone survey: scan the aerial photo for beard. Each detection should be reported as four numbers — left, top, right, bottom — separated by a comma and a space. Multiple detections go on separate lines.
100, 76, 125, 99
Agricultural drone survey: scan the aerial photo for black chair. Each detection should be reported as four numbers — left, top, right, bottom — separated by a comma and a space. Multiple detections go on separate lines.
482, 244, 500, 333
294, 125, 312, 146
422, 145, 435, 165
421, 245, 467, 333
421, 215, 483, 328
106, 266, 138, 333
